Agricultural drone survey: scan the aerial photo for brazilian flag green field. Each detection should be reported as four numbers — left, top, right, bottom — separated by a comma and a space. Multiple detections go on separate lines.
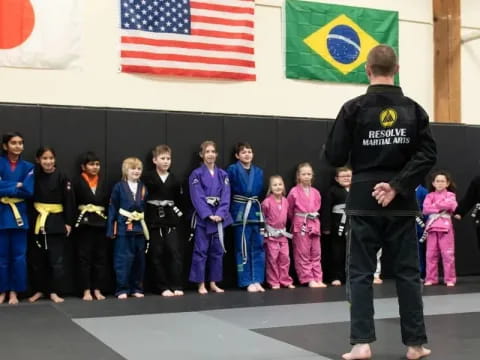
285, 0, 399, 84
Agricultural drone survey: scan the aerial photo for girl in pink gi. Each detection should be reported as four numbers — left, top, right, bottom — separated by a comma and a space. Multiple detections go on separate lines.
287, 163, 326, 288
262, 176, 295, 289
423, 171, 457, 286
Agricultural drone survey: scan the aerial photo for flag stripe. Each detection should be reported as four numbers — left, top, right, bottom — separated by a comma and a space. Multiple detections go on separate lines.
122, 35, 254, 54
120, 0, 255, 81
122, 43, 254, 60
191, 29, 254, 41
121, 50, 255, 67
121, 65, 256, 80
190, 1, 254, 15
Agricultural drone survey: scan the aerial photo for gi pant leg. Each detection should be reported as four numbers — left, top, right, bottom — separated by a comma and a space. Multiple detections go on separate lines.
425, 232, 440, 284
265, 239, 280, 287
234, 225, 265, 287
46, 234, 66, 294
77, 226, 108, 291
189, 226, 223, 283
348, 216, 427, 346
278, 241, 293, 286
310, 233, 322, 282
438, 230, 456, 284
0, 229, 27, 292
148, 226, 183, 292
114, 234, 135, 296
330, 232, 346, 282
129, 234, 146, 294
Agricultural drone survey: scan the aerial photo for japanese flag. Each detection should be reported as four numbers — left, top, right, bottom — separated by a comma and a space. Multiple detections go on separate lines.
0, 0, 81, 69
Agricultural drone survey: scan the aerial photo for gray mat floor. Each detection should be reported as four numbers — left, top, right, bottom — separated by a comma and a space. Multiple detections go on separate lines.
2, 278, 480, 359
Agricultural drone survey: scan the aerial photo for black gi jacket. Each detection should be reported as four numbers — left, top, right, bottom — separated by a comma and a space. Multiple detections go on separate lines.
33, 169, 76, 234
73, 175, 109, 227
142, 170, 183, 228
325, 85, 437, 216
456, 176, 480, 220
321, 183, 348, 233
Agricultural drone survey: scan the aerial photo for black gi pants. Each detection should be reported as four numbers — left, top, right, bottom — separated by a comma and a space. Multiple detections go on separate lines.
76, 226, 107, 291
147, 226, 183, 292
29, 234, 65, 294
347, 215, 427, 345
330, 231, 347, 283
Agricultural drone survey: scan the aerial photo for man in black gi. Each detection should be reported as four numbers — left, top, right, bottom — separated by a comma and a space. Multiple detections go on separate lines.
325, 44, 436, 360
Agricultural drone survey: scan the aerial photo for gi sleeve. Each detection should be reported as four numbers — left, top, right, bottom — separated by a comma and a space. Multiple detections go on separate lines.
287, 189, 296, 221
189, 172, 213, 220
389, 106, 437, 196
215, 173, 231, 220
324, 105, 354, 167
456, 176, 480, 216
321, 188, 333, 232
62, 175, 76, 227
422, 193, 438, 215
106, 184, 120, 238
438, 192, 457, 213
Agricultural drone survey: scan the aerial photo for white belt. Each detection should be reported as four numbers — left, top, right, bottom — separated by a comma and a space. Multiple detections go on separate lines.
265, 224, 292, 239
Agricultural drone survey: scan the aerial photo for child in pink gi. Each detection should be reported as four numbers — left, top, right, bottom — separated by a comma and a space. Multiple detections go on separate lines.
287, 163, 326, 288
262, 176, 295, 289
423, 171, 457, 286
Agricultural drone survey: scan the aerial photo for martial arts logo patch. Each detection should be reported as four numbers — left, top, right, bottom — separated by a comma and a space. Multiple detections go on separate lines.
192, 178, 199, 185
379, 108, 397, 128
224, 178, 229, 185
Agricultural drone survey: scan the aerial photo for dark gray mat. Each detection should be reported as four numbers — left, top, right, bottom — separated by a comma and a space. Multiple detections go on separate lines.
255, 312, 480, 360
0, 304, 125, 360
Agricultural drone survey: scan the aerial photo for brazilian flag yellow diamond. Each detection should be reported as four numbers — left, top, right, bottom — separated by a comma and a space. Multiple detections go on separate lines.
303, 14, 379, 75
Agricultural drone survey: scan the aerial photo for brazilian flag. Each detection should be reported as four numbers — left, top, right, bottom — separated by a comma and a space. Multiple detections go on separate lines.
286, 0, 399, 84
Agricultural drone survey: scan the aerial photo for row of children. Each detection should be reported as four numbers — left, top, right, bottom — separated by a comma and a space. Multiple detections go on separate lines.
0, 131, 475, 305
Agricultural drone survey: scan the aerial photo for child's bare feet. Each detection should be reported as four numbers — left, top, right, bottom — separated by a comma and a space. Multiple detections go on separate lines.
28, 292, 44, 303
342, 343, 372, 359
8, 291, 19, 305
406, 345, 431, 359
0, 292, 6, 304
271, 285, 280, 290
373, 276, 383, 284
247, 284, 258, 292
83, 290, 93, 301
446, 282, 455, 287
50, 293, 64, 303
93, 289, 106, 300
117, 293, 128, 300
255, 283, 265, 292
287, 284, 296, 289
173, 290, 184, 296
210, 282, 224, 293
131, 292, 144, 298
423, 282, 433, 286
198, 283, 208, 295
162, 289, 175, 297
331, 280, 342, 286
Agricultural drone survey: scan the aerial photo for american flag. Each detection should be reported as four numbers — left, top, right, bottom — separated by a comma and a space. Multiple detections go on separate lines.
120, 0, 255, 80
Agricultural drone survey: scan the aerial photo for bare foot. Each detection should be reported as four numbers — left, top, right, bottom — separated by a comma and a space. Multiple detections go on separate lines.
317, 281, 327, 288
255, 283, 265, 292
93, 289, 106, 300
50, 293, 64, 303
8, 291, 19, 305
406, 346, 431, 359
117, 293, 128, 300
28, 292, 44, 303
271, 285, 280, 290
132, 292, 144, 298
423, 282, 433, 286
308, 281, 320, 288
373, 276, 383, 284
342, 344, 372, 360
331, 280, 342, 286
161, 289, 174, 297
83, 290, 93, 301
173, 290, 184, 296
247, 284, 258, 292
198, 283, 208, 295
0, 292, 6, 304
287, 284, 296, 289
210, 282, 224, 293
446, 282, 455, 287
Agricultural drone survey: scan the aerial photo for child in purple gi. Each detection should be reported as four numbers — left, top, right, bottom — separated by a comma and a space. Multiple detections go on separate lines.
189, 141, 232, 295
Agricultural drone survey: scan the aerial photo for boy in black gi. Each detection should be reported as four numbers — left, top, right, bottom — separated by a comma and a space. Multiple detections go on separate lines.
142, 145, 184, 296
73, 152, 109, 301
325, 45, 436, 360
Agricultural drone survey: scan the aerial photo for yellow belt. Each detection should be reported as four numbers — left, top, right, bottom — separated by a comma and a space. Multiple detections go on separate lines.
75, 204, 107, 227
118, 208, 150, 240
34, 202, 63, 234
0, 197, 24, 227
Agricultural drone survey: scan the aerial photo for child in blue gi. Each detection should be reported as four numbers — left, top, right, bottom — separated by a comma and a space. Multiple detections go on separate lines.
107, 157, 148, 299
226, 142, 265, 292
189, 140, 232, 295
0, 132, 34, 304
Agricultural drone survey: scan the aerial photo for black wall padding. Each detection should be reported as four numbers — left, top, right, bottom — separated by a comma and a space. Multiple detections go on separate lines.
1, 102, 480, 294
